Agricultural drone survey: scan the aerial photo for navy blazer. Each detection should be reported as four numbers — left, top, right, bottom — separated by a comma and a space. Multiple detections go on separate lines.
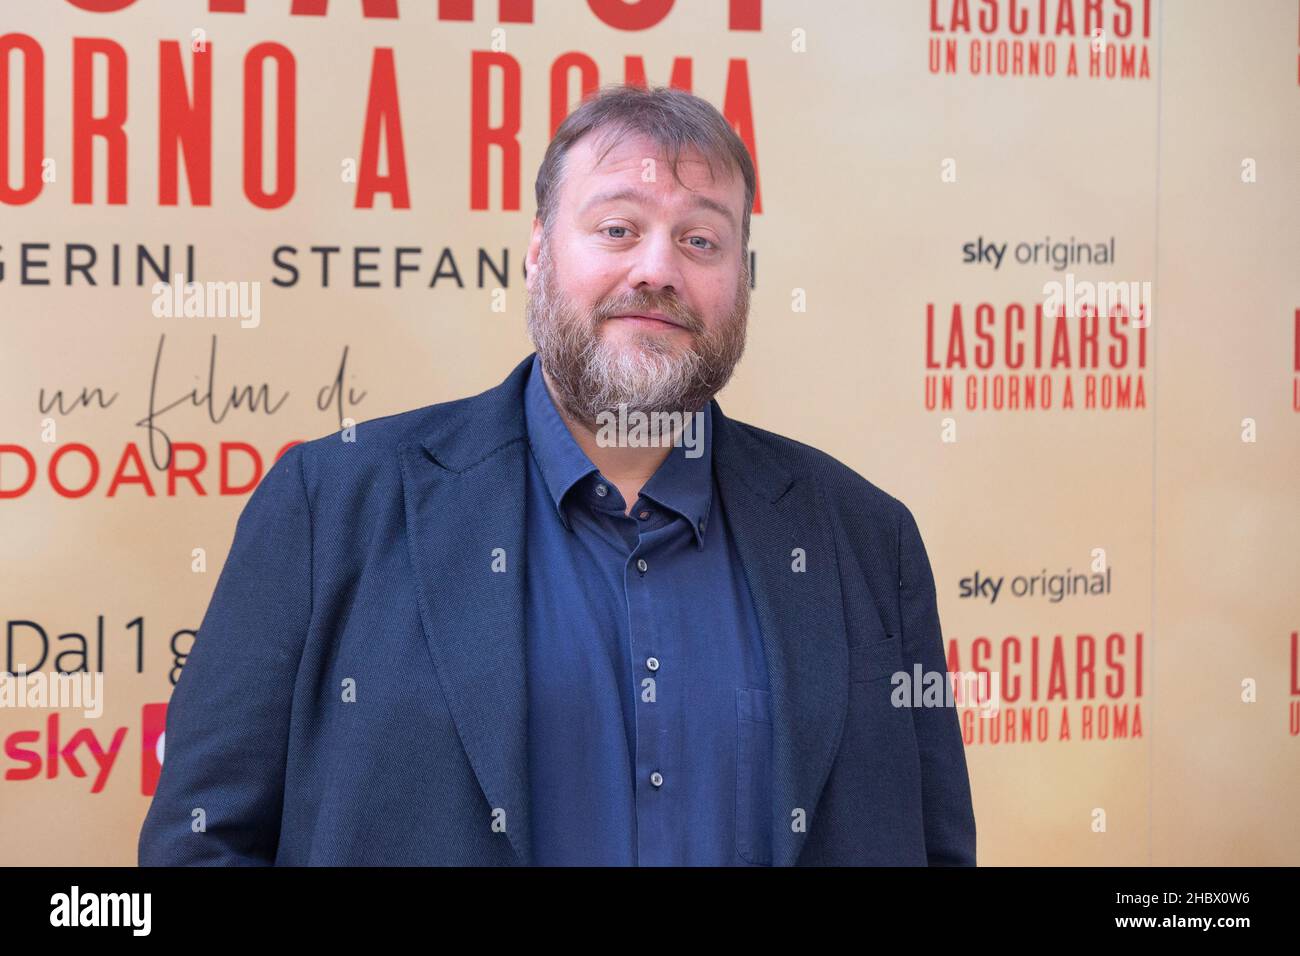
138, 353, 976, 866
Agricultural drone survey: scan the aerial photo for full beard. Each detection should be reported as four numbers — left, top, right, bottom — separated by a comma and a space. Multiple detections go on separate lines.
525, 239, 750, 427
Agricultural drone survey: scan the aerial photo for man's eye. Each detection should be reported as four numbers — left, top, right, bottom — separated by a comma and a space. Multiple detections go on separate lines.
602, 226, 631, 239
686, 236, 715, 250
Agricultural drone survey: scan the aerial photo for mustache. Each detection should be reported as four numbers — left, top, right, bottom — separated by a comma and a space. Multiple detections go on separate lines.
595, 295, 704, 333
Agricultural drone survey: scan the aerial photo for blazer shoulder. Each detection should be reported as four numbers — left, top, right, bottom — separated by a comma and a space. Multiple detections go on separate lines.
726, 417, 912, 528
282, 391, 484, 500
292, 390, 475, 473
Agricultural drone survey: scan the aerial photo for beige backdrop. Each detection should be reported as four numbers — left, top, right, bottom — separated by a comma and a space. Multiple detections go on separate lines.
1, 0, 1296, 866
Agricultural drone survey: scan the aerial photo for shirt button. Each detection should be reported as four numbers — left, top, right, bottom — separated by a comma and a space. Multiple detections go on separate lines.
594, 483, 608, 497
637, 510, 651, 520
650, 771, 664, 788
646, 656, 659, 671
636, 558, 648, 573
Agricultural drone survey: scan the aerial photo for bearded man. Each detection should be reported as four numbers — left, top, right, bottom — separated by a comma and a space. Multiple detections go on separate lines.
139, 85, 976, 867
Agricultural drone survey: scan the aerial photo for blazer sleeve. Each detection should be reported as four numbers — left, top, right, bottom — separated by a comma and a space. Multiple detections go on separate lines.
138, 444, 313, 866
897, 501, 977, 866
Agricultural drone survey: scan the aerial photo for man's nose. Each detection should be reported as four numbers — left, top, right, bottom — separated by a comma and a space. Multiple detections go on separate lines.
625, 229, 684, 295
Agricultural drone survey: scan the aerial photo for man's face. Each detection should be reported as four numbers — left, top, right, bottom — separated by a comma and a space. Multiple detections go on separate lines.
525, 131, 750, 424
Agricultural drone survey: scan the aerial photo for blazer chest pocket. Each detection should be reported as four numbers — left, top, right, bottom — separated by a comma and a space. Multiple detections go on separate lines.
735, 687, 773, 865
850, 632, 903, 684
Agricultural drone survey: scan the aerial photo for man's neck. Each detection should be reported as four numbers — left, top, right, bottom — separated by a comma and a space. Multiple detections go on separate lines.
540, 367, 672, 515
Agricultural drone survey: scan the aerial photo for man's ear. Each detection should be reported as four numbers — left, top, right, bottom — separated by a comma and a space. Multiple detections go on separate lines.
524, 218, 544, 293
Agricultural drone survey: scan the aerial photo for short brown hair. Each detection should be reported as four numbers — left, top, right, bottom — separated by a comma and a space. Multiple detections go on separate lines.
534, 84, 756, 254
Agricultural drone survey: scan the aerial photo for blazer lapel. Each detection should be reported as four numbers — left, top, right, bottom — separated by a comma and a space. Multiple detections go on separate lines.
712, 401, 851, 866
398, 355, 535, 865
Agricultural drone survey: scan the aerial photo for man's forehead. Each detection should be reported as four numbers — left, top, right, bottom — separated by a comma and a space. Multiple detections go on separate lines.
571, 131, 731, 193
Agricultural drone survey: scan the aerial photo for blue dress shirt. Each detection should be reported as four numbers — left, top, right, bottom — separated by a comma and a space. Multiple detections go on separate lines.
522, 354, 772, 865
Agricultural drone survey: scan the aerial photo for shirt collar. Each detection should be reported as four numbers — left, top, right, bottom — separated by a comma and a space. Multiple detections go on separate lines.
525, 355, 597, 531
523, 354, 714, 549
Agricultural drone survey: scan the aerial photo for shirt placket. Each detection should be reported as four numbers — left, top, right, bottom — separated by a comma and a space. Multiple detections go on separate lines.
627, 498, 679, 866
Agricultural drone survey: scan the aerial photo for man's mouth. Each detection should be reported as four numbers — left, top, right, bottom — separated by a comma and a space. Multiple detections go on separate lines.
608, 312, 685, 331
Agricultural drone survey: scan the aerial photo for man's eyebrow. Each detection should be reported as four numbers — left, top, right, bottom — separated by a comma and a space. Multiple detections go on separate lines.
580, 186, 737, 231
